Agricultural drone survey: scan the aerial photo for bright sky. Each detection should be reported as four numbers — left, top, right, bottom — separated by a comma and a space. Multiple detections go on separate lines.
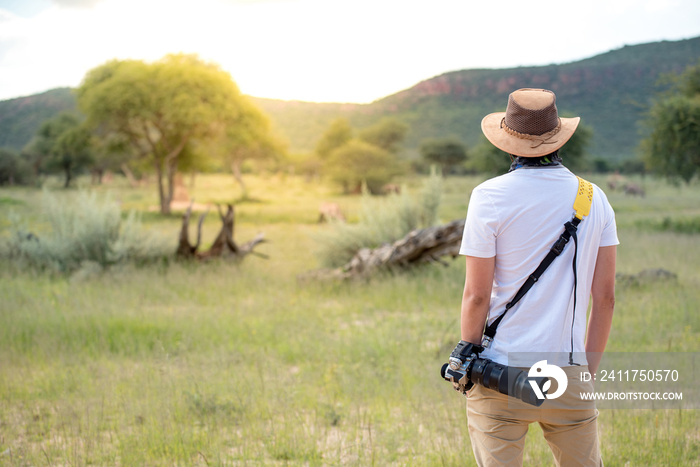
1, 0, 699, 103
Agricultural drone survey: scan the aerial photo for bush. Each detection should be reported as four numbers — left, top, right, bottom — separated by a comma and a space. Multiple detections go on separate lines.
2, 190, 172, 273
314, 171, 442, 268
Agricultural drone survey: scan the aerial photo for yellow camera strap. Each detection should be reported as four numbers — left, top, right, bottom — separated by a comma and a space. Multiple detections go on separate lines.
482, 176, 594, 350
573, 176, 593, 220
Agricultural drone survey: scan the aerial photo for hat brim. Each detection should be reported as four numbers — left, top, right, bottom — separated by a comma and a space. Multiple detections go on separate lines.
481, 113, 580, 158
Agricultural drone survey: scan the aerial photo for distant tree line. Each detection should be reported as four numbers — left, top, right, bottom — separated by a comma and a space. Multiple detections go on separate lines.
2, 57, 698, 199
300, 115, 592, 193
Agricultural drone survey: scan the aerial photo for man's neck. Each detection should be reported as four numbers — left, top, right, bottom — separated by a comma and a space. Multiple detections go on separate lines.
508, 154, 563, 172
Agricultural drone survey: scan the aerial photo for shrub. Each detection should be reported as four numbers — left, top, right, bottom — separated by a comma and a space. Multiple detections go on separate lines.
2, 190, 172, 273
315, 171, 442, 268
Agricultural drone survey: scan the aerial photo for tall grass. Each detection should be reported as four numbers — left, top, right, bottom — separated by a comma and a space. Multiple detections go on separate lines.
0, 173, 698, 465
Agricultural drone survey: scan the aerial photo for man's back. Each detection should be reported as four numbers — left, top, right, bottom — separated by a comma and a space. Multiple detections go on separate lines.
460, 166, 618, 365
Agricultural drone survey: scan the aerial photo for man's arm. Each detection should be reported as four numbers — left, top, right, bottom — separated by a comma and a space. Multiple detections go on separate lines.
461, 255, 496, 344
585, 245, 617, 375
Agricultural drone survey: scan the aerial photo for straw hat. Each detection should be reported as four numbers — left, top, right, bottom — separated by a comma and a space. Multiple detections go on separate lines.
481, 88, 580, 158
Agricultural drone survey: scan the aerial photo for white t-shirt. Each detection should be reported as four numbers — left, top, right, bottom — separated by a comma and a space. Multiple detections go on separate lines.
459, 166, 619, 367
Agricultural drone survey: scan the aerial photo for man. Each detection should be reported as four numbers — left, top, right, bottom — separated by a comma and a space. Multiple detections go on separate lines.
454, 88, 618, 466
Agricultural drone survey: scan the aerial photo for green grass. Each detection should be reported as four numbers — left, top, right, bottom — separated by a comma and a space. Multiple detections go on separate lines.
0, 173, 698, 465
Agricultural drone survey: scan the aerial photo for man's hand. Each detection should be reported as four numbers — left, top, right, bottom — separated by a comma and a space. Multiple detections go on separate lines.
449, 340, 483, 368
443, 340, 483, 395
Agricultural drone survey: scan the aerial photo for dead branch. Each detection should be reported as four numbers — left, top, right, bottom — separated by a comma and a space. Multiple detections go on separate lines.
176, 200, 208, 258
176, 202, 266, 261
302, 218, 465, 280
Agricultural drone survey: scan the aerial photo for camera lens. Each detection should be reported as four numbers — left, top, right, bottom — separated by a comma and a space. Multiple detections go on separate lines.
469, 358, 548, 407
440, 363, 449, 379
510, 371, 548, 407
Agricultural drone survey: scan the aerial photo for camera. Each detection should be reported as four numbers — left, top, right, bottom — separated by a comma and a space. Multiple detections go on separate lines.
440, 341, 548, 407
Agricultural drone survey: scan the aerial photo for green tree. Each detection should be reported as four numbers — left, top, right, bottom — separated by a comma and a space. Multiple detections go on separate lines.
419, 138, 467, 174
559, 122, 593, 172
315, 118, 352, 160
0, 148, 33, 185
27, 112, 93, 187
284, 152, 322, 182
643, 61, 700, 183
470, 137, 510, 174
676, 61, 700, 96
76, 54, 253, 214
50, 124, 93, 188
357, 118, 407, 154
215, 102, 285, 199
327, 139, 402, 194
86, 131, 135, 185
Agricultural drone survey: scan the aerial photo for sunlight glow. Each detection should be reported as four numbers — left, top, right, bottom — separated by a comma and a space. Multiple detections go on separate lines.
0, 0, 699, 102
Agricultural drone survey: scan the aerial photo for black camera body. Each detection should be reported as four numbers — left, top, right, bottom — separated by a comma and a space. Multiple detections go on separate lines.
441, 341, 548, 407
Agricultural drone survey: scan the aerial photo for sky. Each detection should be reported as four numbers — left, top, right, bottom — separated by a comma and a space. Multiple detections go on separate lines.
1, 0, 699, 103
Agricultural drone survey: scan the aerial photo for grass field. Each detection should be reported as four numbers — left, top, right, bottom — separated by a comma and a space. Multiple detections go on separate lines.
0, 173, 698, 465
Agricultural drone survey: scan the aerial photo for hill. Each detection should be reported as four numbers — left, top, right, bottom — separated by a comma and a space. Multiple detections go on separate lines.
0, 87, 76, 151
1, 36, 699, 162
253, 36, 700, 161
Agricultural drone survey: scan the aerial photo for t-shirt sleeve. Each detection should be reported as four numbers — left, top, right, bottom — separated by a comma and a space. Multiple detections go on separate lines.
459, 186, 498, 257
597, 188, 620, 247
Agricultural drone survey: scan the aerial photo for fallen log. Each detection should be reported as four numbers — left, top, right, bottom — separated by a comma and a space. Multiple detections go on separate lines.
176, 201, 267, 261
303, 218, 465, 280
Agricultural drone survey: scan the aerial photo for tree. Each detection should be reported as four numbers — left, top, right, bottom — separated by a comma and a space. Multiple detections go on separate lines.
76, 54, 253, 214
86, 131, 135, 185
357, 118, 407, 154
470, 137, 510, 175
214, 101, 285, 199
315, 118, 352, 160
643, 61, 700, 183
50, 124, 94, 188
559, 122, 592, 172
327, 139, 402, 194
284, 152, 323, 182
0, 148, 33, 185
316, 118, 407, 193
27, 112, 93, 187
419, 138, 467, 174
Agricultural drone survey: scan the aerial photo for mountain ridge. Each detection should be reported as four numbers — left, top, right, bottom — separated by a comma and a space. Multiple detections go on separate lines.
251, 36, 700, 161
2, 36, 699, 161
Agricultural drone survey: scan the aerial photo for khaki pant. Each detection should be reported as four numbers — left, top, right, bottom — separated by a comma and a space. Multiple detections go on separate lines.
466, 366, 602, 467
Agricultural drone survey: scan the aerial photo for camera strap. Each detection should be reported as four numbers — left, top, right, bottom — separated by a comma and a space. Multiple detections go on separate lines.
482, 176, 594, 354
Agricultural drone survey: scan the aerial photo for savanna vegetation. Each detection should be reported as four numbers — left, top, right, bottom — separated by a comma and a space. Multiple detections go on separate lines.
0, 43, 699, 466
0, 170, 699, 465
